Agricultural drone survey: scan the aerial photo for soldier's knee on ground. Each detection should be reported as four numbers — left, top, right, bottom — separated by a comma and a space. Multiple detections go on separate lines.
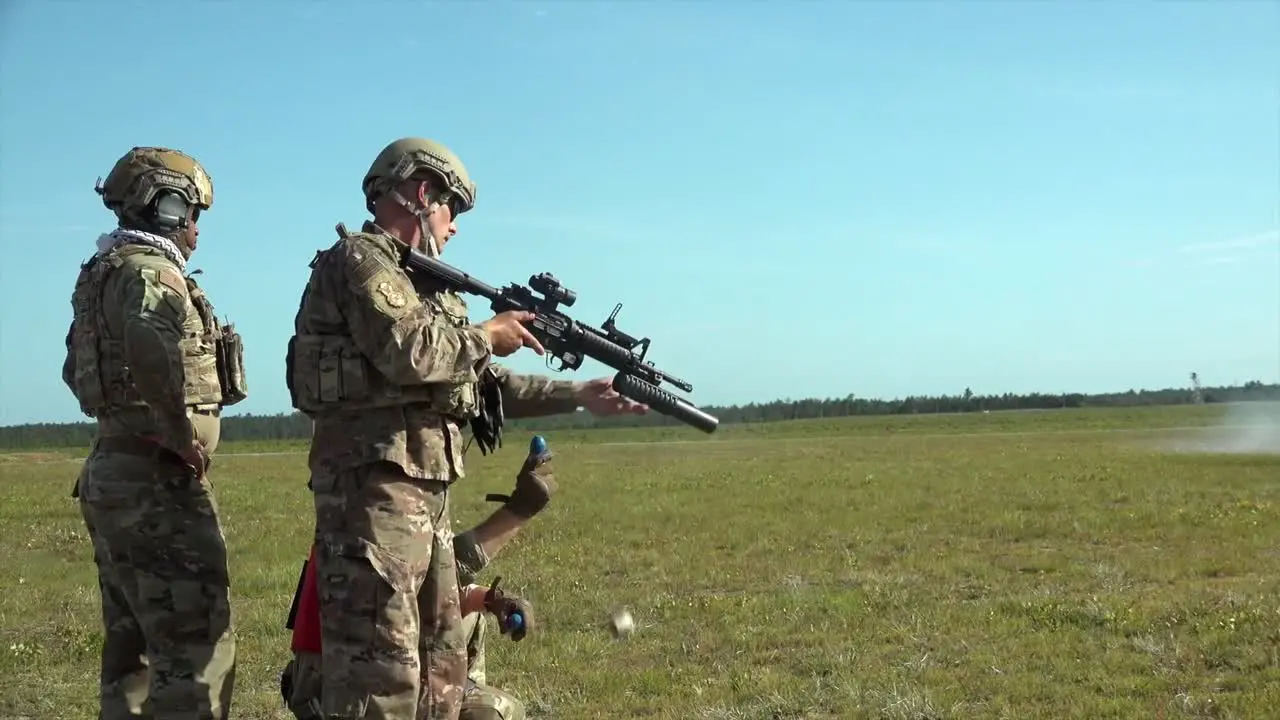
280, 659, 294, 704
460, 681, 526, 720
280, 653, 325, 720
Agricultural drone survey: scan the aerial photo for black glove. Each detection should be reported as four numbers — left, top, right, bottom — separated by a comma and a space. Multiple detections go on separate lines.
469, 367, 505, 455
485, 435, 555, 519
483, 575, 535, 642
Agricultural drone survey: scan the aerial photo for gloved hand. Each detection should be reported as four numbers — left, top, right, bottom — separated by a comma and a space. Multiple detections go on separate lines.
483, 575, 535, 642
486, 435, 555, 518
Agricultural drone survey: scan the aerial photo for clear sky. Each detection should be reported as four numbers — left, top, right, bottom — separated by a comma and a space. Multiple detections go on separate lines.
1, 0, 1277, 427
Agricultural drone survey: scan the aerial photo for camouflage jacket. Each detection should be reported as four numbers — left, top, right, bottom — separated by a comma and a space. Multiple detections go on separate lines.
62, 240, 246, 456
288, 221, 581, 483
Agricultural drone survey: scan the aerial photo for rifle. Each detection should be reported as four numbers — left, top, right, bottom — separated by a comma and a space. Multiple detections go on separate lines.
399, 245, 719, 435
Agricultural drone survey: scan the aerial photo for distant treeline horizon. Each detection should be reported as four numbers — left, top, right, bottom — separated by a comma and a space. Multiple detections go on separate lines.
2, 380, 1277, 451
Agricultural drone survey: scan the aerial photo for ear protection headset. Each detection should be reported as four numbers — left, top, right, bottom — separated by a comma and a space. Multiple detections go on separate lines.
149, 190, 194, 233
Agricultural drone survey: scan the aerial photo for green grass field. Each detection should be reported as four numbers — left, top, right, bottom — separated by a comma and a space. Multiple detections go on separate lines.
2, 404, 1278, 719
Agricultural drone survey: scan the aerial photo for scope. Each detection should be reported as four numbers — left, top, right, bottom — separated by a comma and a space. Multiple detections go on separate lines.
528, 272, 577, 308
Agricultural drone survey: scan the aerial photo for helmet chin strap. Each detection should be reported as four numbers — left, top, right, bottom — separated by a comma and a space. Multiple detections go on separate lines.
423, 224, 440, 257
389, 189, 441, 257
170, 230, 195, 259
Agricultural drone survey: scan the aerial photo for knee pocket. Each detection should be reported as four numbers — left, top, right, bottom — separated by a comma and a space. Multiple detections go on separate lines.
136, 574, 232, 647
316, 538, 418, 658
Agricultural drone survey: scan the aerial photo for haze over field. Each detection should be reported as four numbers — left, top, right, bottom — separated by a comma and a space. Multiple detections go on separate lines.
1154, 401, 1280, 456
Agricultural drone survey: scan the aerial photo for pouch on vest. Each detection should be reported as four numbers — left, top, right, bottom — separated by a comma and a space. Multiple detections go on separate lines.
287, 334, 373, 412
69, 257, 112, 415
216, 323, 248, 406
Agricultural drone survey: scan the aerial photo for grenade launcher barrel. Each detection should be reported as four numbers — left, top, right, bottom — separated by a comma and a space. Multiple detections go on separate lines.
401, 246, 719, 434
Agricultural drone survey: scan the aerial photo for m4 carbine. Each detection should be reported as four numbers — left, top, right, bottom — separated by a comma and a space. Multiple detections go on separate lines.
400, 245, 719, 435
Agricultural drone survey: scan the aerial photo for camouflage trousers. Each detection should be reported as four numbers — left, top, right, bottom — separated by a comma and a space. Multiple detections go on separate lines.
458, 608, 526, 720
310, 460, 469, 719
284, 611, 525, 720
74, 443, 236, 719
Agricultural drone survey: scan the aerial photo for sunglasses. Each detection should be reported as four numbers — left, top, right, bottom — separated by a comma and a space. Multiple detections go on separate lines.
439, 192, 466, 220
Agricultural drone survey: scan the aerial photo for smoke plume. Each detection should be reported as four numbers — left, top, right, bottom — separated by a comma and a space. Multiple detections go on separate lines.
1161, 401, 1280, 455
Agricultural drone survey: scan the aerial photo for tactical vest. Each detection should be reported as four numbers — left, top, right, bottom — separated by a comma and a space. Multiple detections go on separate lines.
286, 227, 481, 419
68, 244, 248, 417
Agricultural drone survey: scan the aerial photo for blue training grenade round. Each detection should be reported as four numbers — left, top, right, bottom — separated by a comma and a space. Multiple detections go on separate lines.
505, 611, 524, 632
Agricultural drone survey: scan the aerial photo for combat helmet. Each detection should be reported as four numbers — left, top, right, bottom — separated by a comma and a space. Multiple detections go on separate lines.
95, 146, 214, 224
362, 137, 477, 218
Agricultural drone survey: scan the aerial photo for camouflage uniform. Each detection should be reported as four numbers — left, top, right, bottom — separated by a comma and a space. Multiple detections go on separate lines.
283, 616, 524, 720
63, 147, 248, 719
285, 137, 580, 720
457, 611, 525, 720
282, 528, 527, 720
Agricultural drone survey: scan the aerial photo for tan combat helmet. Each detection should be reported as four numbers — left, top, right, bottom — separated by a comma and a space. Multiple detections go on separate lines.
361, 137, 477, 218
95, 146, 214, 223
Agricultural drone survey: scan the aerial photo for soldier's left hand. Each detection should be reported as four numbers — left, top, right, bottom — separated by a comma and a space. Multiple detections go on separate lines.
502, 442, 556, 518
576, 377, 648, 417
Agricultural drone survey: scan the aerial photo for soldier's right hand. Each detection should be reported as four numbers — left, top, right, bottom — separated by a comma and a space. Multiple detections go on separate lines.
177, 442, 209, 477
482, 311, 546, 357
483, 576, 536, 642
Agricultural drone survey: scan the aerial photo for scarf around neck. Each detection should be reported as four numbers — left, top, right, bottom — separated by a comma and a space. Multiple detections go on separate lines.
95, 227, 187, 271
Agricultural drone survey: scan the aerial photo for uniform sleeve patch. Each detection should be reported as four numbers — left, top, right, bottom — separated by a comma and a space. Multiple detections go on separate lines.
376, 280, 408, 308
157, 268, 189, 297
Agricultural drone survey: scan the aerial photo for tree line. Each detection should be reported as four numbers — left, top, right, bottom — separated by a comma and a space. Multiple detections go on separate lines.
2, 380, 1277, 451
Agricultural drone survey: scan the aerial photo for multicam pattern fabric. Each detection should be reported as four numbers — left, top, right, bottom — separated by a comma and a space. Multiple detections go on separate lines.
287, 219, 584, 718
75, 448, 236, 719
310, 461, 467, 719
64, 227, 247, 719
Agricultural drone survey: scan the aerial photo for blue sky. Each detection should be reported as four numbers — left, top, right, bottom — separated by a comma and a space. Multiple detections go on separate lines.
1, 0, 1277, 426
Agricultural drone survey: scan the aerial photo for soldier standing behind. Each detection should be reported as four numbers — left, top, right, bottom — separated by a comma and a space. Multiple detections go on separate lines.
285, 137, 645, 720
63, 146, 248, 719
